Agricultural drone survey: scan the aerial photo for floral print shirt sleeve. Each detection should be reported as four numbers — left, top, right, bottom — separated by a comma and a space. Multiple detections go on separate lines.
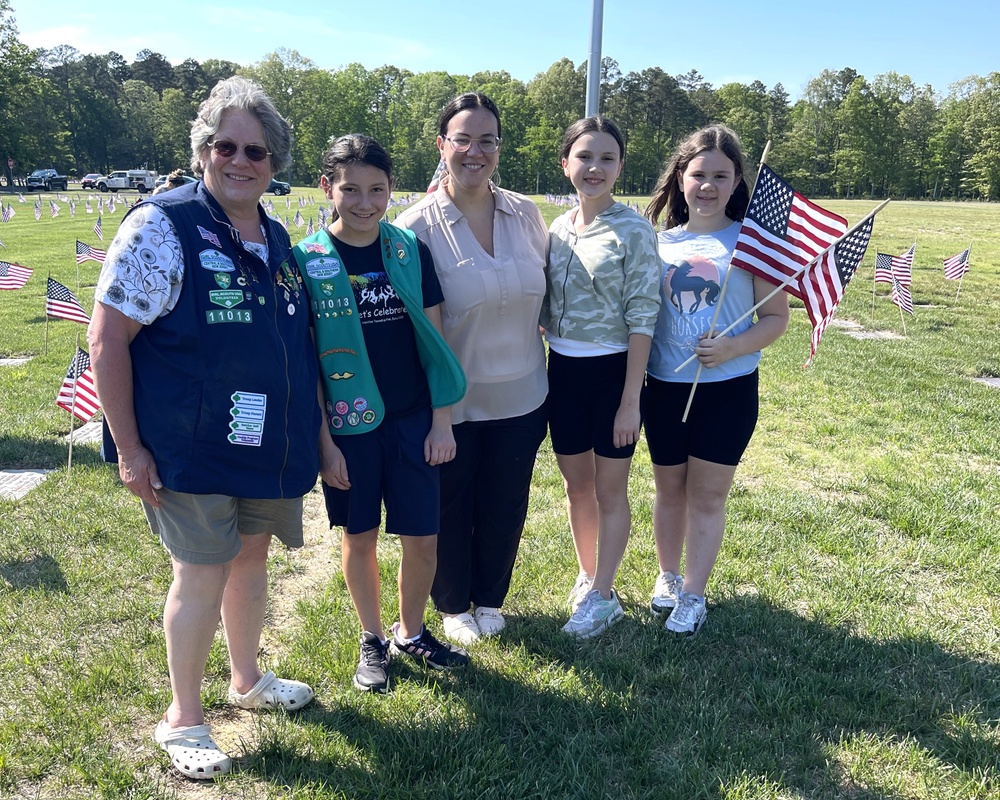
94, 204, 184, 325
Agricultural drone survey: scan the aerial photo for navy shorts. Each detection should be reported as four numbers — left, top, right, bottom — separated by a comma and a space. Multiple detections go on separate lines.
548, 350, 637, 459
642, 370, 759, 467
323, 406, 440, 536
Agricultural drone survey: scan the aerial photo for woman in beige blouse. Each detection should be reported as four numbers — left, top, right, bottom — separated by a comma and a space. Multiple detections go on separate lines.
396, 92, 549, 644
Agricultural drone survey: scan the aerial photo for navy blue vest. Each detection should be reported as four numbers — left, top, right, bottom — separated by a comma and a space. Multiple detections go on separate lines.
128, 182, 320, 498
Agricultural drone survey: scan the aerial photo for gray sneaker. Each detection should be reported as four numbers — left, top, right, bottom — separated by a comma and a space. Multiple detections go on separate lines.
562, 589, 625, 639
650, 570, 684, 615
665, 592, 707, 637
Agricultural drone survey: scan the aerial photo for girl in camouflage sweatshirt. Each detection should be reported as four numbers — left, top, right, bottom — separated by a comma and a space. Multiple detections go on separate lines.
540, 116, 661, 640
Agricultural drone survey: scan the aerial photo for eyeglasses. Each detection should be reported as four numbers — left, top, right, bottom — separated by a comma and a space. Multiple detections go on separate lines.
444, 135, 501, 154
210, 140, 272, 162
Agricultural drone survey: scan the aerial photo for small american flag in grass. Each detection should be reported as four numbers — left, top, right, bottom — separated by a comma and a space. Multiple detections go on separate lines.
944, 248, 971, 280
46, 278, 91, 324
56, 348, 101, 422
0, 261, 32, 290
76, 240, 107, 265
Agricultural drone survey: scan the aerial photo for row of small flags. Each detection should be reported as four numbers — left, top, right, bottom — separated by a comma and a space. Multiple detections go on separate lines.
873, 242, 973, 315
19, 196, 129, 222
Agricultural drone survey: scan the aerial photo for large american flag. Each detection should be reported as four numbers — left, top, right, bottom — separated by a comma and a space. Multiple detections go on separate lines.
801, 217, 875, 364
890, 274, 914, 315
873, 243, 914, 285
76, 240, 107, 264
46, 278, 91, 324
0, 261, 33, 290
731, 165, 848, 298
943, 248, 971, 280
56, 348, 101, 422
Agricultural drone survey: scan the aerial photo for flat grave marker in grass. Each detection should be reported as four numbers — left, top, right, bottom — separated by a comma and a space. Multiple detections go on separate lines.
0, 468, 53, 500
64, 419, 103, 444
0, 357, 33, 367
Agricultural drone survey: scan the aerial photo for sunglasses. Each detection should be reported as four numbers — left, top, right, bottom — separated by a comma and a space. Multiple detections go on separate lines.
210, 140, 272, 162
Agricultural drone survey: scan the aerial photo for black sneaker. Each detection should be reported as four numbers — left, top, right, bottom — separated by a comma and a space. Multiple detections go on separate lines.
353, 631, 390, 692
389, 622, 469, 671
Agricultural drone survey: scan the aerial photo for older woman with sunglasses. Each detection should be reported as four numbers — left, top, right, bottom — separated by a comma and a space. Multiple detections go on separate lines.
88, 76, 319, 780
395, 92, 548, 644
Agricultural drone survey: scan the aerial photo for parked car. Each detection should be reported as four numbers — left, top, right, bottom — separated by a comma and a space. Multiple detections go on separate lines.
267, 178, 291, 195
153, 173, 197, 190
81, 173, 103, 189
26, 168, 69, 191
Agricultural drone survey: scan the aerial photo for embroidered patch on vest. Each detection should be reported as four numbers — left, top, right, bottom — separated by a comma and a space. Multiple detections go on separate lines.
198, 249, 236, 272
304, 256, 341, 279
209, 290, 245, 309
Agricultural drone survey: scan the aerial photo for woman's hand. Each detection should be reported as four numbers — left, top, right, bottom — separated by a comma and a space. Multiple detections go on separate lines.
117, 444, 163, 507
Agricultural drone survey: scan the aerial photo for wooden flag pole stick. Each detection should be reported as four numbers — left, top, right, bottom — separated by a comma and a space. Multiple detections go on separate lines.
673, 197, 892, 373
955, 241, 972, 302
871, 269, 877, 325
898, 299, 907, 336
680, 140, 771, 423
67, 333, 80, 475
44, 270, 50, 356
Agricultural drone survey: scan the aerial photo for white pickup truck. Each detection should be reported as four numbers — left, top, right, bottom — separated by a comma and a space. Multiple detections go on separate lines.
96, 169, 158, 194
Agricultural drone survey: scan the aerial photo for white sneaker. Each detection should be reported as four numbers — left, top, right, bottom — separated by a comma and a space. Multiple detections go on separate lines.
567, 571, 594, 612
561, 589, 625, 639
441, 612, 481, 645
650, 570, 684, 615
665, 592, 707, 637
473, 606, 506, 636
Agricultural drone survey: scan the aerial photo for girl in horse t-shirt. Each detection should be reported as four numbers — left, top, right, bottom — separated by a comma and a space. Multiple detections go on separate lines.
641, 125, 790, 637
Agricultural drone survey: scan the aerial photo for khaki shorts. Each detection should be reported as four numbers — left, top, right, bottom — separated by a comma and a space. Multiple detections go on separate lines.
142, 488, 304, 565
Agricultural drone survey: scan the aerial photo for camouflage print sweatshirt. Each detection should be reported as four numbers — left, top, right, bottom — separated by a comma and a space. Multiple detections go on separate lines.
540, 201, 661, 348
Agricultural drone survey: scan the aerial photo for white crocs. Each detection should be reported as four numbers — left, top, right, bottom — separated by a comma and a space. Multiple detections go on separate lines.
227, 670, 314, 711
154, 720, 231, 780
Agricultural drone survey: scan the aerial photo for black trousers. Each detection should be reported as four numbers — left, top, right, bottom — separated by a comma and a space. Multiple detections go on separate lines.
431, 402, 548, 613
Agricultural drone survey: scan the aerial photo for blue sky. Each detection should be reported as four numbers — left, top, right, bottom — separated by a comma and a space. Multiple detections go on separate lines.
11, 0, 999, 99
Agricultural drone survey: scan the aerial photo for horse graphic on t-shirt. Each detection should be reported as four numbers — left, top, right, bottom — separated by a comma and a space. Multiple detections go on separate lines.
667, 259, 720, 314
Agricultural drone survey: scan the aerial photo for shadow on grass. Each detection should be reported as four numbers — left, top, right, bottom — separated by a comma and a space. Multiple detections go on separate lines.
0, 552, 69, 592
0, 432, 106, 470
238, 595, 1000, 799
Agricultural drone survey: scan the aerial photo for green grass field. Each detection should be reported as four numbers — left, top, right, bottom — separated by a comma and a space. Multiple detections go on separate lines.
1, 188, 998, 799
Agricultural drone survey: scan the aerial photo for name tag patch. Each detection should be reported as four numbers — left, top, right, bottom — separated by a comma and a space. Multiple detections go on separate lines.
229, 391, 266, 446
206, 309, 252, 324
209, 289, 245, 309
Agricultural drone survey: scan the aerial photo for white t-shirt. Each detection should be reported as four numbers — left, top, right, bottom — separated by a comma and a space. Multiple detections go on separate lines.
647, 220, 761, 383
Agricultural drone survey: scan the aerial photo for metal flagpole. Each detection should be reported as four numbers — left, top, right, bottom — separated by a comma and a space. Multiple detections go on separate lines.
585, 0, 604, 116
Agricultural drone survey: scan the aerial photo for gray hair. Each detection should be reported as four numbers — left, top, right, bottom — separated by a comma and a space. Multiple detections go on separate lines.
190, 76, 292, 177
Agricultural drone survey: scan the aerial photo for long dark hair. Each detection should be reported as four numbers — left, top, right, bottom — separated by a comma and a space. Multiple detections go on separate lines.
320, 134, 392, 222
644, 125, 750, 229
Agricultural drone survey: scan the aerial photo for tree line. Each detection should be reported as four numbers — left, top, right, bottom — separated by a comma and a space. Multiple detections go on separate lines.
2, 1, 999, 199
